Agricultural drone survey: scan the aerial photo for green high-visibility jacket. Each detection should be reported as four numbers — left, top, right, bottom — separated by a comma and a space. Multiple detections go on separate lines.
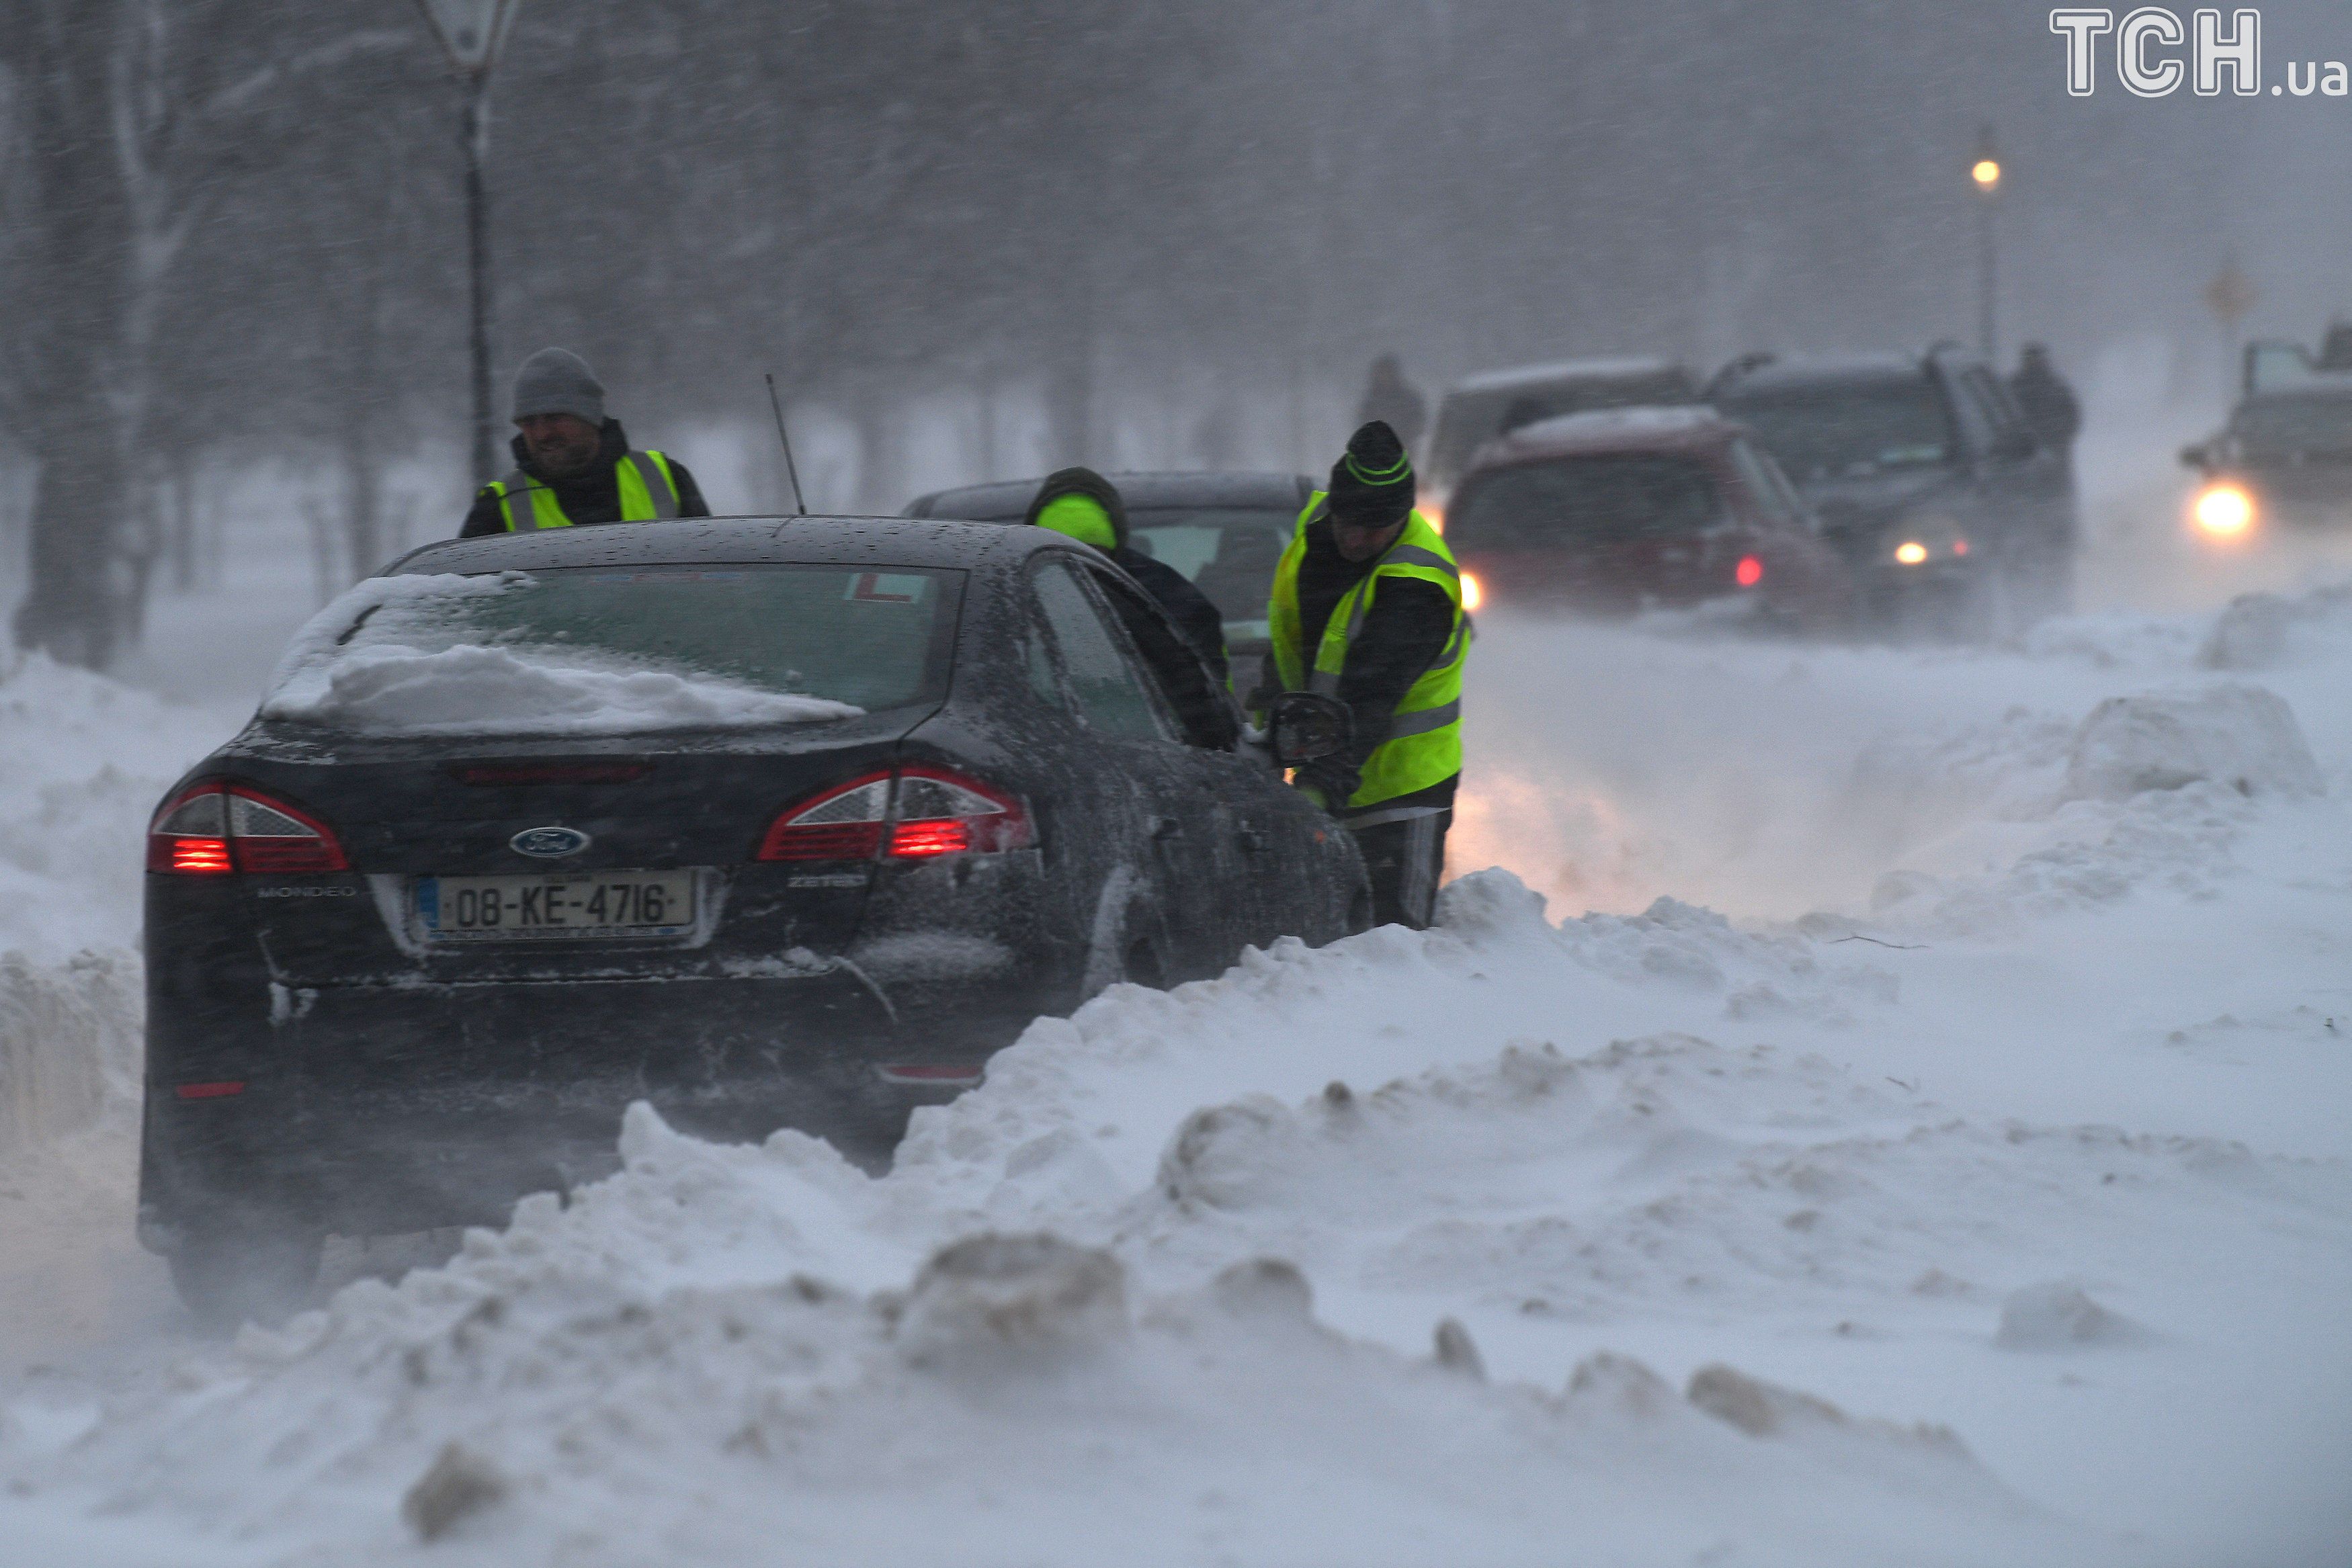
1267, 494, 1466, 814
487, 451, 683, 531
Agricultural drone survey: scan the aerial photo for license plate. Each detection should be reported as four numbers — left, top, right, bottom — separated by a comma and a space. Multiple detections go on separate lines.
415, 871, 698, 942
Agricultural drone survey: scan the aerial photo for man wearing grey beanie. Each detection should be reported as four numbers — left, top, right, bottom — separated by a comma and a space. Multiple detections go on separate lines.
458, 347, 711, 536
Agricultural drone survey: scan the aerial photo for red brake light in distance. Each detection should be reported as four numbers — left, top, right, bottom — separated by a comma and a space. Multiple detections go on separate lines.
1734, 555, 1765, 588
757, 767, 1031, 863
147, 783, 348, 874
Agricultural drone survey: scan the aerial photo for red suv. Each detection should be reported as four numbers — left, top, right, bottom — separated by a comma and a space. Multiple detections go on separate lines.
1443, 406, 1854, 627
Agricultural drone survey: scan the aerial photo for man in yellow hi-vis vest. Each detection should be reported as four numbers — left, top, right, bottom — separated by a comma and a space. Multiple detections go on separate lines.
458, 348, 711, 537
1259, 420, 1467, 929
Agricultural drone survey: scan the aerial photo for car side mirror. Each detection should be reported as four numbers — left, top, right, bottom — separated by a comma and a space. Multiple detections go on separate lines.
2179, 442, 2209, 470
1267, 691, 1351, 768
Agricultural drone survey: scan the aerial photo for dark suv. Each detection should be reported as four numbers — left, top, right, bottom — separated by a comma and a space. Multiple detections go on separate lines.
1708, 347, 2075, 630
2180, 380, 2352, 537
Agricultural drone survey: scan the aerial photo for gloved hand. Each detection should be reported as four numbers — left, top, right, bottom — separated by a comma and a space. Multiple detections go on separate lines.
1236, 723, 1275, 771
1293, 754, 1360, 808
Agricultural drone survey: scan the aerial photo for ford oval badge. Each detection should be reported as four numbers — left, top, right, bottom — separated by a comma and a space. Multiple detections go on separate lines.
511, 826, 591, 858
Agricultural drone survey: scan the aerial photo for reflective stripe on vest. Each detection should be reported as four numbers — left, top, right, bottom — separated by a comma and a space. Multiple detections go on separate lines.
1267, 492, 1467, 812
490, 450, 681, 531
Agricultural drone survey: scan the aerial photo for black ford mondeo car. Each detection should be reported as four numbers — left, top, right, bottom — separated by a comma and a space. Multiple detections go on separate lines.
141, 517, 1367, 1318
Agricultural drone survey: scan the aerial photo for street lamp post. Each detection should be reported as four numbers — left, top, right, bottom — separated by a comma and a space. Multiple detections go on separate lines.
1971, 128, 2002, 366
412, 1, 523, 488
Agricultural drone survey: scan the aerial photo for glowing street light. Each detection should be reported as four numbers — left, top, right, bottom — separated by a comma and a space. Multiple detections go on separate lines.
1970, 127, 2001, 363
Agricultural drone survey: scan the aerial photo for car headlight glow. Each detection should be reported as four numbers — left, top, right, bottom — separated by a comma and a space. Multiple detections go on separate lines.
2192, 482, 2255, 539
1460, 570, 1483, 611
1893, 540, 1929, 566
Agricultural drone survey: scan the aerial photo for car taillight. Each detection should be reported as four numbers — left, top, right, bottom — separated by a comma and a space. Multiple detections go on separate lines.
1735, 555, 1765, 588
890, 767, 1030, 857
147, 783, 348, 874
756, 767, 1030, 863
757, 771, 893, 861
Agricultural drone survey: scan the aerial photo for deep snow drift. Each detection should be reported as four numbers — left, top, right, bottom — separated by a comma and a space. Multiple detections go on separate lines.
3, 578, 2351, 1565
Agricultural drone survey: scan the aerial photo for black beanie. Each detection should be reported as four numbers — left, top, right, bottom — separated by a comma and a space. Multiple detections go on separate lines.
1021, 466, 1129, 548
1327, 421, 1415, 529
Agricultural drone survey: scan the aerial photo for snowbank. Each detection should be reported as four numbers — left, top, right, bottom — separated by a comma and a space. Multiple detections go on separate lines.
2198, 584, 2352, 672
14, 864, 2350, 1563
2062, 685, 2324, 804
9, 582, 2352, 1564
3, 1093, 2099, 1567
0, 656, 233, 963
0, 951, 139, 1157
0, 656, 226, 1151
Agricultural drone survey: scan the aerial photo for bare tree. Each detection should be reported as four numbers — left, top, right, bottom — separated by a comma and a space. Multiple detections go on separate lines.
0, 5, 401, 665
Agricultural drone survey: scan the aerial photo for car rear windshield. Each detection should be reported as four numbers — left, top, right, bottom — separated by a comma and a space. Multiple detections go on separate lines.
1716, 380, 1951, 480
261, 565, 959, 736
1124, 507, 1296, 640
1447, 455, 1722, 548
2231, 395, 2352, 453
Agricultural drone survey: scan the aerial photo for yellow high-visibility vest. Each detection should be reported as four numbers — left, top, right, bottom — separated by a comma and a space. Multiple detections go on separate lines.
1267, 494, 1466, 816
488, 451, 681, 531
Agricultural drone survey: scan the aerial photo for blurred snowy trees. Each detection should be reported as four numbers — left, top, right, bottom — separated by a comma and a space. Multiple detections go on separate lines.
0, 0, 2316, 665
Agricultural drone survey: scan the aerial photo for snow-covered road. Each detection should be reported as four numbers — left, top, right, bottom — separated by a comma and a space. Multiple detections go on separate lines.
2, 548, 2350, 1563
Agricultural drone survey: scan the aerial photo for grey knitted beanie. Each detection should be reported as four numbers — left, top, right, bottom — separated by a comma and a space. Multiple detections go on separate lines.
511, 348, 606, 425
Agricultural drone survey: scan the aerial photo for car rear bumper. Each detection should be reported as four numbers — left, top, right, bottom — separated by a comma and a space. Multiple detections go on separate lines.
139, 967, 1021, 1246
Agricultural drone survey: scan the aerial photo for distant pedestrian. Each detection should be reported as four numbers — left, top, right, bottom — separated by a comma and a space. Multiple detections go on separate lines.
2318, 319, 2352, 372
1356, 355, 1428, 458
2008, 343, 2081, 465
460, 348, 712, 537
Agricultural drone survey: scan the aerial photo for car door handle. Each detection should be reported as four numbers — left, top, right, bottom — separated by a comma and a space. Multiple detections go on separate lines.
1236, 826, 1266, 853
1152, 816, 1185, 840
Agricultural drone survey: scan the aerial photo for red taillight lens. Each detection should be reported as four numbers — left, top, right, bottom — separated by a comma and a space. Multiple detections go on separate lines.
890, 767, 1029, 857
225, 791, 347, 871
147, 783, 348, 874
756, 767, 1030, 863
149, 786, 230, 875
1734, 554, 1765, 588
757, 771, 893, 861
175, 1081, 247, 1100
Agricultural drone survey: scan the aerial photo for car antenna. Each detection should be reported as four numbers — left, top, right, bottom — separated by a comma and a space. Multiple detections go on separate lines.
764, 373, 809, 516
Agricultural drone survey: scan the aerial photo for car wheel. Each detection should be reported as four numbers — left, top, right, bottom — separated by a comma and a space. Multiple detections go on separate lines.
168, 1215, 323, 1328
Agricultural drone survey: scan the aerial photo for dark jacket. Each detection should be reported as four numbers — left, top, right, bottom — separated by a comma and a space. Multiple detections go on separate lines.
459, 419, 711, 538
1021, 467, 1230, 691
2008, 363, 2081, 455
1114, 548, 1230, 691
1258, 518, 1458, 810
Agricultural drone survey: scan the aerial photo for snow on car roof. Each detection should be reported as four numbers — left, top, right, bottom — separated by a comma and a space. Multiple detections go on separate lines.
1472, 403, 1733, 464
1446, 355, 1685, 396
1713, 351, 1925, 392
